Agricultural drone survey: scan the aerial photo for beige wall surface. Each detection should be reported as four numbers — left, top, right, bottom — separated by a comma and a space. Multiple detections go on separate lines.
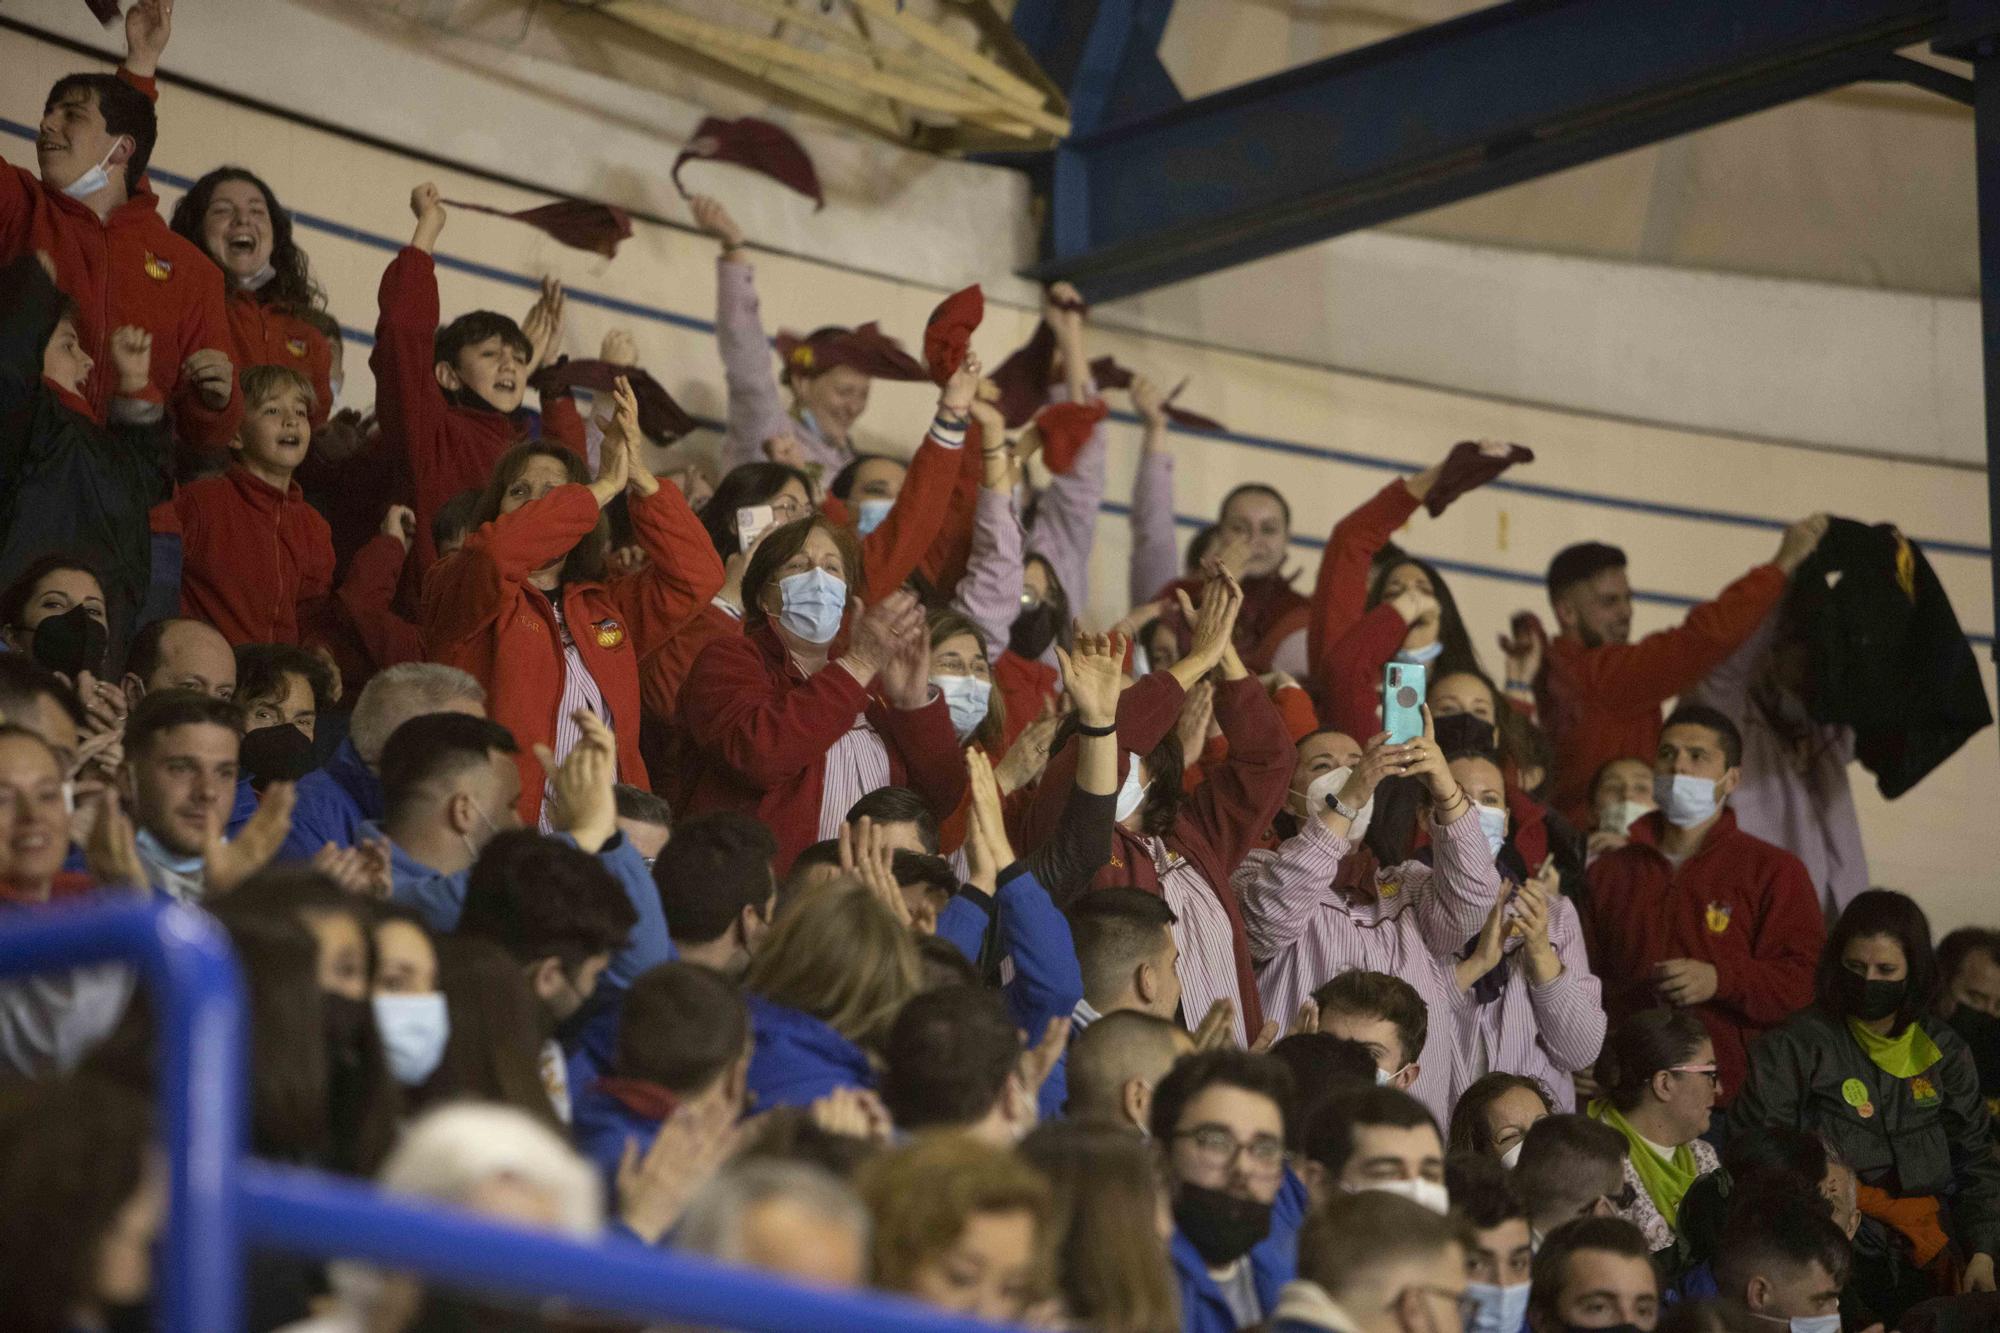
5, 23, 1994, 932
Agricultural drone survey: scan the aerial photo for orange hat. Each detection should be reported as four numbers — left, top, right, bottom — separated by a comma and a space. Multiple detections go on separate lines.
1033, 399, 1110, 475
924, 284, 984, 385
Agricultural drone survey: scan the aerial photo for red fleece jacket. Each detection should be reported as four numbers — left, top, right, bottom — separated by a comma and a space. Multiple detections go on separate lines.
173, 465, 334, 647
226, 290, 333, 426
819, 423, 972, 602
422, 481, 723, 824
1538, 564, 1788, 823
678, 622, 969, 874
1584, 809, 1824, 1100
0, 134, 236, 447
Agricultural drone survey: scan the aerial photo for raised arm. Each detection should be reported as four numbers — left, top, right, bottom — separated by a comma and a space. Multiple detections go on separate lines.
373, 185, 464, 565
857, 360, 979, 601
598, 378, 726, 655
1127, 375, 1180, 606
692, 196, 796, 475
1024, 286, 1103, 614
951, 393, 1027, 655
1521, 886, 1606, 1073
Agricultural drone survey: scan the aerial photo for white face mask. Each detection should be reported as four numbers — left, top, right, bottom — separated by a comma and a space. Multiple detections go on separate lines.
1464, 1281, 1532, 1333
1115, 763, 1150, 823
1597, 797, 1653, 835
59, 136, 126, 202
1474, 802, 1510, 859
1499, 1139, 1524, 1170
855, 497, 893, 536
774, 567, 847, 645
373, 991, 450, 1087
1752, 1317, 1840, 1333
932, 673, 992, 740
1302, 766, 1372, 840
1653, 772, 1722, 828
243, 262, 278, 291
1363, 1176, 1451, 1216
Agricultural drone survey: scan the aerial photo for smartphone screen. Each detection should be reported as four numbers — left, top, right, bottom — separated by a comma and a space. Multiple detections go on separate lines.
737, 504, 775, 554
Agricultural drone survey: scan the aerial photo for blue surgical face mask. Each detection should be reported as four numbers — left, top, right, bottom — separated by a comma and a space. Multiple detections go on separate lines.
373, 992, 450, 1087
1653, 772, 1721, 828
774, 567, 847, 645
855, 497, 893, 535
1475, 802, 1509, 859
932, 673, 992, 740
1115, 763, 1150, 823
60, 136, 127, 202
1394, 638, 1445, 665
1770, 1317, 1841, 1333
1464, 1281, 1531, 1333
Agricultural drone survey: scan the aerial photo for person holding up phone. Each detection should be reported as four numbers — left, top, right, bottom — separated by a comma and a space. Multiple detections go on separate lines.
1233, 703, 1494, 1123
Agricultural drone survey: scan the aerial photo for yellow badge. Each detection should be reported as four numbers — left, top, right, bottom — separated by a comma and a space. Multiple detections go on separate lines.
142, 251, 172, 281
1378, 879, 1399, 899
1704, 900, 1733, 934
285, 337, 308, 358
593, 620, 625, 650
1841, 1077, 1870, 1108
1912, 1075, 1940, 1105
1892, 529, 1916, 602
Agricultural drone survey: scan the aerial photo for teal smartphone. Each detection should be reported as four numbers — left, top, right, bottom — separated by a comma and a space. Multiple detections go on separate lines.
1383, 662, 1426, 744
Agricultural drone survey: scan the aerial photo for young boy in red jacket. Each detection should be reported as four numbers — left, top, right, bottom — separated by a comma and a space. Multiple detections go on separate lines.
373, 183, 583, 573
174, 365, 334, 648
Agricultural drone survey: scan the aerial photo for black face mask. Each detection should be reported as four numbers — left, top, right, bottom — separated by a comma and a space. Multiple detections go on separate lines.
1009, 600, 1064, 660
1948, 1006, 2000, 1092
28, 603, 107, 677
1173, 1183, 1272, 1267
240, 723, 317, 785
1834, 968, 1907, 1023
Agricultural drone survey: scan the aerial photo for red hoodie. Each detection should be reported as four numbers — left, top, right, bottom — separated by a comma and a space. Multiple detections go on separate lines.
173, 464, 334, 647
1584, 808, 1823, 1099
0, 99, 236, 446
1538, 565, 1788, 823
422, 481, 723, 825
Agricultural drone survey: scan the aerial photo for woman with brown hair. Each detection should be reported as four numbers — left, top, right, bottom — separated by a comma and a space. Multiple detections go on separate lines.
857, 1134, 1054, 1325
423, 379, 722, 826
679, 507, 967, 873
1021, 1120, 1181, 1333
417, 934, 561, 1130
741, 877, 923, 1109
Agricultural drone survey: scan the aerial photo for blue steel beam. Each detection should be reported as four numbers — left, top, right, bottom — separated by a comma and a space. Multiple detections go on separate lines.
1030, 0, 1947, 300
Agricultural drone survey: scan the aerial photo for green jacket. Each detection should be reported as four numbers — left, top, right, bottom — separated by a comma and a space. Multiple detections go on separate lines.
1731, 1005, 2000, 1259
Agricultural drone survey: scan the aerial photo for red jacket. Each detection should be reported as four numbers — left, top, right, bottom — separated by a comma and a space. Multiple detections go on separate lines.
679, 622, 969, 873
373, 247, 531, 571
1156, 573, 1309, 676
1323, 600, 1410, 740
422, 482, 723, 824
1022, 672, 1292, 1035
1308, 479, 1419, 706
819, 424, 971, 602
638, 600, 745, 813
993, 649, 1059, 753
327, 529, 424, 696
173, 465, 334, 647
1584, 808, 1824, 1099
0, 69, 238, 449
1539, 565, 1788, 823
226, 290, 333, 426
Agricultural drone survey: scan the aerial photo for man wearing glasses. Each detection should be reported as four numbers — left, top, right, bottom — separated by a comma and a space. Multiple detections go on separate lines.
1150, 1049, 1303, 1333
1268, 1190, 1474, 1333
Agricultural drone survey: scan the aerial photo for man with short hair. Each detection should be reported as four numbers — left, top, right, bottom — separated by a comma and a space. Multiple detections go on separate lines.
1712, 1187, 1849, 1331
1068, 887, 1181, 1028
844, 786, 938, 855
569, 961, 749, 1237
1313, 970, 1434, 1113
1587, 703, 1824, 1100
1528, 1216, 1660, 1332
1448, 1154, 1535, 1333
1296, 1085, 1446, 1213
1511, 1115, 1630, 1247
1536, 515, 1826, 824
653, 811, 777, 977
1268, 1191, 1471, 1333
369, 711, 524, 928
5, 4, 240, 442
675, 1159, 870, 1289
121, 617, 236, 703
1066, 1008, 1196, 1133
120, 688, 245, 902
276, 661, 485, 860
880, 985, 1035, 1145
1152, 1049, 1303, 1332
0, 657, 83, 777
457, 827, 643, 1124
613, 783, 672, 866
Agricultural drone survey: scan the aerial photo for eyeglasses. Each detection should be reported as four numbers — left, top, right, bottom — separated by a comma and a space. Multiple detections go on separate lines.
768, 495, 808, 522
1667, 1062, 1720, 1084
1173, 1126, 1287, 1176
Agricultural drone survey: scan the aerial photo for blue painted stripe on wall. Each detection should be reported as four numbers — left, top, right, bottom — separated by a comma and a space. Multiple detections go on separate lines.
2, 117, 1988, 647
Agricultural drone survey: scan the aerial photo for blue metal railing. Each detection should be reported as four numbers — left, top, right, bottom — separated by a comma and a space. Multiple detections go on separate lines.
0, 900, 1025, 1333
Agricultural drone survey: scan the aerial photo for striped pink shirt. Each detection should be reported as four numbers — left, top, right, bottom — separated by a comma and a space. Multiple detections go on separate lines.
539, 594, 610, 832
816, 712, 893, 842
1148, 837, 1248, 1048
1233, 809, 1499, 1124
1443, 893, 1604, 1113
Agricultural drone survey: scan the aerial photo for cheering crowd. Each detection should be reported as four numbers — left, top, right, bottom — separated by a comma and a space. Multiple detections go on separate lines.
2, 5, 1999, 1332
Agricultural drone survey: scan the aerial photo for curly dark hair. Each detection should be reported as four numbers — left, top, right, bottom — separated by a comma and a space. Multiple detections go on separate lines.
168, 166, 326, 312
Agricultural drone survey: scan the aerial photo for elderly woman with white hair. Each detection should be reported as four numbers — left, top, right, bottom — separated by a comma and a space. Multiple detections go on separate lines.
277, 1102, 599, 1333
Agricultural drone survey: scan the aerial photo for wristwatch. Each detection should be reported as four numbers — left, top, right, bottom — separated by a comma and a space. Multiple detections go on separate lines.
1328, 792, 1361, 822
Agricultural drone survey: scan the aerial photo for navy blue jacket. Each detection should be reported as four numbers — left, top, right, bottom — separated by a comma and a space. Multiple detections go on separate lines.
744, 992, 873, 1109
